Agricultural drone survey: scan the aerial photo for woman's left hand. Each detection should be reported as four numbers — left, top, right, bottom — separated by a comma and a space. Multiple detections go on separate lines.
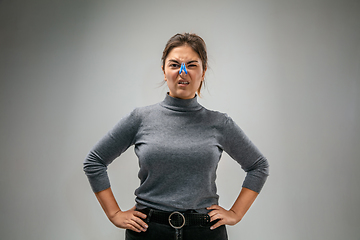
206, 205, 242, 230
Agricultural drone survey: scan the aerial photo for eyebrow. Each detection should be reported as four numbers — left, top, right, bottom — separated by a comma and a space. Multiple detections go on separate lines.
168, 59, 199, 64
187, 60, 199, 64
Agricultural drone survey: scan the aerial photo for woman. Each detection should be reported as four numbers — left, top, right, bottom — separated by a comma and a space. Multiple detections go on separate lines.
84, 33, 269, 240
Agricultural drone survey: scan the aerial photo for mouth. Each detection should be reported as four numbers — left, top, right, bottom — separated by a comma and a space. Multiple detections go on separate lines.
178, 80, 190, 85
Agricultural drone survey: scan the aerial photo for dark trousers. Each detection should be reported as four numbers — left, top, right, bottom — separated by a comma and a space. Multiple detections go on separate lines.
125, 221, 228, 240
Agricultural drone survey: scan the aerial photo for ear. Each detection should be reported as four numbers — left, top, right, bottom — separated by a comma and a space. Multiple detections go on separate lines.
202, 66, 207, 81
161, 65, 167, 81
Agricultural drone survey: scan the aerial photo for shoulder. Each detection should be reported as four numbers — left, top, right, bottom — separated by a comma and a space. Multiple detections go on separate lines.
131, 102, 162, 117
201, 107, 233, 126
121, 102, 166, 126
110, 103, 161, 135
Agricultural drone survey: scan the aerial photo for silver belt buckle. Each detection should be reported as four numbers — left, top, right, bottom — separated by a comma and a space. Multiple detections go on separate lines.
168, 211, 186, 229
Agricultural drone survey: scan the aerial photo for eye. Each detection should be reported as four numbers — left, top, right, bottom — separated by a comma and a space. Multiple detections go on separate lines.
169, 63, 180, 68
187, 64, 197, 68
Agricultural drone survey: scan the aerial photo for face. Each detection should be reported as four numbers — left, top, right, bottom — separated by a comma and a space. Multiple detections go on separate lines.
162, 45, 206, 99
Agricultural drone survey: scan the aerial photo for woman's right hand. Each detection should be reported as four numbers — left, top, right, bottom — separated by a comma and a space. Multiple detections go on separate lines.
109, 206, 148, 232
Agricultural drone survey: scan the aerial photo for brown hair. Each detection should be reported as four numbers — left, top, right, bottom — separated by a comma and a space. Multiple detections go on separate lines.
162, 33, 208, 96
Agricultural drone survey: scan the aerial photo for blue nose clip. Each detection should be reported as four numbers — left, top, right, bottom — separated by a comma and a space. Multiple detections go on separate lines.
179, 63, 188, 74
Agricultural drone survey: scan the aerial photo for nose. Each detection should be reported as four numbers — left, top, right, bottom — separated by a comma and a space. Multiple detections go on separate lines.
179, 63, 188, 75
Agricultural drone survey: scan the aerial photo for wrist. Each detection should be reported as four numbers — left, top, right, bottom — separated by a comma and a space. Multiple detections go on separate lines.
229, 208, 243, 222
108, 209, 122, 220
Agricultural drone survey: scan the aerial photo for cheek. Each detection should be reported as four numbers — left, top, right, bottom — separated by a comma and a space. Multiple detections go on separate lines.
169, 71, 179, 81
190, 70, 203, 80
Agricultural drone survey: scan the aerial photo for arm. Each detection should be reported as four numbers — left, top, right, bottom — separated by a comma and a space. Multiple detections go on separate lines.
95, 187, 148, 232
84, 109, 141, 193
83, 110, 146, 231
207, 187, 258, 230
208, 115, 269, 229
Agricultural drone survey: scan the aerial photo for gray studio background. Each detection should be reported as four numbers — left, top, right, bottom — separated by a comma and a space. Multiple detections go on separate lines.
1, 0, 359, 239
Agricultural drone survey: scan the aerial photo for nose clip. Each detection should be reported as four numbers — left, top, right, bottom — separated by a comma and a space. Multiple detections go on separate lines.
179, 63, 188, 74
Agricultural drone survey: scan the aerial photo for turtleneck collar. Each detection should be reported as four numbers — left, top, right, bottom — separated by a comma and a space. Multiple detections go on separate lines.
160, 93, 203, 112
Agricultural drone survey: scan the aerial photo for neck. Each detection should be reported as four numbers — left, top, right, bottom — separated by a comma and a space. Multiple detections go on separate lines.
160, 93, 202, 112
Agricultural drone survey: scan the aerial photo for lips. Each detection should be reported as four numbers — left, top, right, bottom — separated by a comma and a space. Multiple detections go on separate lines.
178, 80, 189, 85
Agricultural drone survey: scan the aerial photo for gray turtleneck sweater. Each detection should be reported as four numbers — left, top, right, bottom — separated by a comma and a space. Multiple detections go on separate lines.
84, 94, 269, 212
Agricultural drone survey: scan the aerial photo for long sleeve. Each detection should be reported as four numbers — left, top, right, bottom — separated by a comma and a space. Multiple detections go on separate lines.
83, 94, 268, 211
83, 109, 140, 193
219, 115, 269, 193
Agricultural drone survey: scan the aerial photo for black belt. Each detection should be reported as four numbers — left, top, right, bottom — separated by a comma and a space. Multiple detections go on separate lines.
138, 208, 214, 240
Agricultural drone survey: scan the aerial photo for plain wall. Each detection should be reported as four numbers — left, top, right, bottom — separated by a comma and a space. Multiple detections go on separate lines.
1, 0, 359, 239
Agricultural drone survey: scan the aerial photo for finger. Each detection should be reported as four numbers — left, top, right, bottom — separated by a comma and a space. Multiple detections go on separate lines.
129, 219, 147, 232
134, 210, 147, 219
128, 224, 142, 233
132, 216, 148, 230
210, 219, 225, 230
208, 210, 219, 219
125, 220, 142, 233
207, 210, 217, 217
209, 212, 222, 222
207, 205, 221, 210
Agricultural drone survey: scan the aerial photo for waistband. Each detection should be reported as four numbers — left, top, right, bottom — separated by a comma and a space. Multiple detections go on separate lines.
138, 208, 214, 229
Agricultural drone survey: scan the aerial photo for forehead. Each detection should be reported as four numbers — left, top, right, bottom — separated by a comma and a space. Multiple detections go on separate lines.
166, 45, 200, 62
